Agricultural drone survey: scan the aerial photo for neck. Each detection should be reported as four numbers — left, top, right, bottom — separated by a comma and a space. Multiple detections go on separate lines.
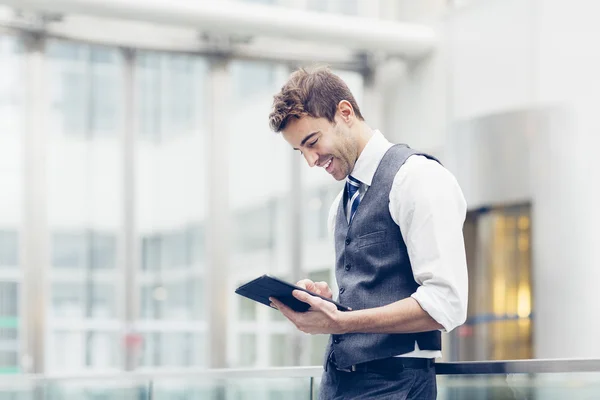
355, 122, 374, 158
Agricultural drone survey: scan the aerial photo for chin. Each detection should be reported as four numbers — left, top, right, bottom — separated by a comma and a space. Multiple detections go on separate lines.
332, 172, 346, 181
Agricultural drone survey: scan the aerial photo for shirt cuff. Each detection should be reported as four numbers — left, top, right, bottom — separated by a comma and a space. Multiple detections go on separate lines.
411, 286, 465, 333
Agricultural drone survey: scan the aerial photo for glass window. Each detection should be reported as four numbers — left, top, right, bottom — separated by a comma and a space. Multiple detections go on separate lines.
51, 232, 87, 269
231, 62, 276, 101
0, 35, 23, 375
162, 230, 189, 269
85, 332, 119, 368
269, 334, 288, 366
189, 224, 205, 266
48, 41, 122, 137
47, 39, 124, 372
0, 230, 18, 267
229, 61, 292, 368
51, 231, 117, 270
136, 52, 204, 141
233, 202, 276, 253
0, 282, 18, 319
161, 332, 192, 366
304, 184, 341, 243
139, 332, 205, 368
141, 234, 162, 271
88, 284, 117, 318
164, 282, 190, 319
90, 232, 117, 270
239, 334, 257, 367
239, 296, 257, 322
51, 332, 84, 371
135, 50, 208, 370
140, 332, 161, 367
51, 283, 84, 318
0, 351, 18, 371
165, 55, 196, 134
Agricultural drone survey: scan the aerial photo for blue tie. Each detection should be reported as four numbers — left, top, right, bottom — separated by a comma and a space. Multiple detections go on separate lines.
345, 175, 361, 223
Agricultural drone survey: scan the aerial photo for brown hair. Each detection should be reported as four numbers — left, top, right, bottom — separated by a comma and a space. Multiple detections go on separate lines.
268, 66, 364, 132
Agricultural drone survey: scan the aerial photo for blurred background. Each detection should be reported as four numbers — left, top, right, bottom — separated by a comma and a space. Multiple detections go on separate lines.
1, 0, 600, 397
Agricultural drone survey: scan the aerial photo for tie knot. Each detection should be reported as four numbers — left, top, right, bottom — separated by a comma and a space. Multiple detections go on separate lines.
346, 175, 360, 187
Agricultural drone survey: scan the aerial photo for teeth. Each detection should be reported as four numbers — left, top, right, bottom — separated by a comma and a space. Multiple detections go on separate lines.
324, 158, 332, 169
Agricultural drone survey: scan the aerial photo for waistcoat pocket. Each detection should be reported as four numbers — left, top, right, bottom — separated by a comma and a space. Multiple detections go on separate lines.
357, 230, 387, 249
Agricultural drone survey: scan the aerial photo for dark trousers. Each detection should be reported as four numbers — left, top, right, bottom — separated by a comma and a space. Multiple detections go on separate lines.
318, 357, 437, 400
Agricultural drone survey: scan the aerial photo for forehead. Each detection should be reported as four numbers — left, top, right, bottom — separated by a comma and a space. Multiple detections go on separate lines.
281, 116, 330, 146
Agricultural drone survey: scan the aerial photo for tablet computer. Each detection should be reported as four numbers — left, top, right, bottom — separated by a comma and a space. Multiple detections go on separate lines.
235, 274, 351, 312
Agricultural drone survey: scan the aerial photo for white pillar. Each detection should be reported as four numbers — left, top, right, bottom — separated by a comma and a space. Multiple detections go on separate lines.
530, 106, 600, 358
205, 57, 231, 368
22, 32, 49, 374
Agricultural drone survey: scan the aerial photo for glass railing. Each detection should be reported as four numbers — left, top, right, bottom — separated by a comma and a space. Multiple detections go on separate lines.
436, 359, 600, 399
0, 359, 599, 399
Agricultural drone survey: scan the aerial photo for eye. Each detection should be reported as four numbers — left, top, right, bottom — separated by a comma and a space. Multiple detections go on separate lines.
308, 138, 319, 147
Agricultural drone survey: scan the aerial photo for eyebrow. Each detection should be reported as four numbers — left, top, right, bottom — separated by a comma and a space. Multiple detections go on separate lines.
293, 131, 319, 150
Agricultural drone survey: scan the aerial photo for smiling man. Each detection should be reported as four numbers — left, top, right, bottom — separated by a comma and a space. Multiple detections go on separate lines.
267, 67, 468, 400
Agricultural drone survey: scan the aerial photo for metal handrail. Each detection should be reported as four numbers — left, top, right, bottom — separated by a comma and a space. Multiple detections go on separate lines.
435, 358, 600, 375
1, 358, 599, 385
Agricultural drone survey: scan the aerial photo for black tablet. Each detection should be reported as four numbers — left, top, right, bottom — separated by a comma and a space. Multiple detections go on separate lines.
235, 274, 351, 312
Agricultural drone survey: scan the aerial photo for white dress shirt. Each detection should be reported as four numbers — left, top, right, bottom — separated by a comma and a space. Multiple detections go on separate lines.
328, 130, 468, 359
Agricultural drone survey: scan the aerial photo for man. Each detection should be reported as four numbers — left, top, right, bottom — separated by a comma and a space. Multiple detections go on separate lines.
267, 67, 468, 399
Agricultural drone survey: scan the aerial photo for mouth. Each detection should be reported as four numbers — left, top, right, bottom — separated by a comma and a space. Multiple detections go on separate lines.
322, 157, 334, 174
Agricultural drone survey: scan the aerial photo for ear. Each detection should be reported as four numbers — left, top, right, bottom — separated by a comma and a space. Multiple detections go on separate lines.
337, 100, 355, 125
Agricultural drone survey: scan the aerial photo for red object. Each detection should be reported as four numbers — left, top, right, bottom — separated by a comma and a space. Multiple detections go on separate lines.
457, 325, 474, 337
124, 333, 143, 348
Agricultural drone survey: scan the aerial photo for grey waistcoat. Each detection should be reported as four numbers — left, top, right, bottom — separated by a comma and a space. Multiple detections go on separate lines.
327, 144, 442, 369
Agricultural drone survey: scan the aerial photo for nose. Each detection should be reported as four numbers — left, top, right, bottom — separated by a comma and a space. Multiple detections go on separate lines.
303, 150, 319, 167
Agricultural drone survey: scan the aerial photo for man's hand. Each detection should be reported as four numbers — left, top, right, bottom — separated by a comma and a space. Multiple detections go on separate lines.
296, 279, 333, 299
269, 289, 347, 335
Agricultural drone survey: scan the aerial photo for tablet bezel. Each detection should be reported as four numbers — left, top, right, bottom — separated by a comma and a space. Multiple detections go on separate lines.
235, 274, 351, 312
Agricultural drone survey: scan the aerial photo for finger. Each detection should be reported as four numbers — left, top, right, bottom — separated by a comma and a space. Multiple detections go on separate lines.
292, 290, 324, 310
269, 297, 294, 317
296, 279, 315, 291
315, 282, 332, 298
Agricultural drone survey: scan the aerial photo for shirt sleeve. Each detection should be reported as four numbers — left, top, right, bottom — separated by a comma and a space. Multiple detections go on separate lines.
388, 155, 469, 332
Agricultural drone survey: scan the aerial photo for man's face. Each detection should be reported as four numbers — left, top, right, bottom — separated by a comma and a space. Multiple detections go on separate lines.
282, 115, 357, 181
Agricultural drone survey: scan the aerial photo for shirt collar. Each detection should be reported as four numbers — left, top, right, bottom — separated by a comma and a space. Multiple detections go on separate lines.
349, 130, 393, 187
